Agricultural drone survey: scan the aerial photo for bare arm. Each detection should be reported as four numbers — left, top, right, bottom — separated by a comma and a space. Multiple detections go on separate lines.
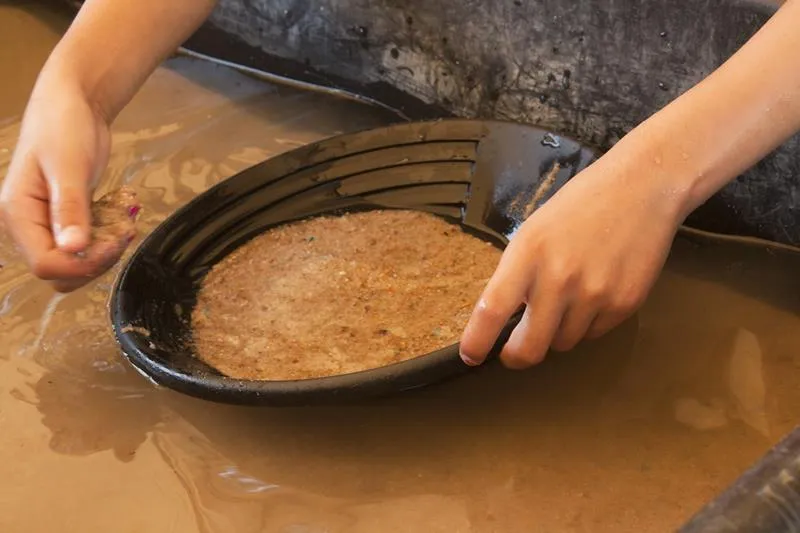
611, 0, 800, 221
40, 0, 219, 122
460, 0, 800, 366
0, 0, 218, 291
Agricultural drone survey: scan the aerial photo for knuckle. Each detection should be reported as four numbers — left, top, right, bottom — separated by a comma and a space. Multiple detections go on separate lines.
545, 266, 575, 290
611, 290, 645, 315
56, 196, 83, 214
542, 257, 578, 290
473, 298, 508, 325
580, 278, 608, 303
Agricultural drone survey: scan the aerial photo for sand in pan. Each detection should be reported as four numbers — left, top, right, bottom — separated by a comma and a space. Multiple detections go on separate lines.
191, 210, 503, 380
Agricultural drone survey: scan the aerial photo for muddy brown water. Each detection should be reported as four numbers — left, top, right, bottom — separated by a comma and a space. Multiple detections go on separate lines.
2, 3, 800, 532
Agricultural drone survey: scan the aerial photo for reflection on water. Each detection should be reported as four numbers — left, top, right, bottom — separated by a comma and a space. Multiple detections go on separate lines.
2, 3, 800, 532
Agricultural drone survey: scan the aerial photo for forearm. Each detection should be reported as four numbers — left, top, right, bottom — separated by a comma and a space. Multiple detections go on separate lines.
604, 0, 800, 221
37, 0, 218, 122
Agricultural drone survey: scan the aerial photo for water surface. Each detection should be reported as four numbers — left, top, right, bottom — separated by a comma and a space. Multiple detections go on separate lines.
1, 4, 800, 532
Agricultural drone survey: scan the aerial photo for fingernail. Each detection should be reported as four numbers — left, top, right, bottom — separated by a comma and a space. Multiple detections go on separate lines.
128, 205, 141, 219
460, 351, 480, 367
55, 226, 83, 249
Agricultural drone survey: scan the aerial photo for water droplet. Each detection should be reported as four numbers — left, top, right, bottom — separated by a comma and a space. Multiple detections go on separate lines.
658, 82, 668, 91
659, 31, 668, 39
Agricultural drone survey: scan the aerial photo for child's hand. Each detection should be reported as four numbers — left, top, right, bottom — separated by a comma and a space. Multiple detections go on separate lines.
0, 75, 128, 292
459, 0, 800, 368
459, 150, 684, 368
0, 0, 219, 293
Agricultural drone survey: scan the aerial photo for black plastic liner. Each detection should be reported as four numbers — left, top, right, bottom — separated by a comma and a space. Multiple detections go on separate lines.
184, 0, 800, 248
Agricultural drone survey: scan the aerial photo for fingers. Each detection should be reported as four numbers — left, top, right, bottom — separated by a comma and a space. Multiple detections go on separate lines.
551, 303, 598, 352
51, 240, 127, 293
45, 166, 92, 254
458, 241, 646, 369
0, 190, 56, 268
1, 182, 127, 289
34, 238, 125, 282
459, 243, 529, 366
34, 121, 99, 253
499, 284, 566, 369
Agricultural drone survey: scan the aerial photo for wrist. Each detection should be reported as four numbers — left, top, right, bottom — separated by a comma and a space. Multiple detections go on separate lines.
35, 46, 114, 127
597, 123, 699, 227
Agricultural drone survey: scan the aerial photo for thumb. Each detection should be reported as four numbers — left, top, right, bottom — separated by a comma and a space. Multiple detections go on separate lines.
48, 175, 92, 254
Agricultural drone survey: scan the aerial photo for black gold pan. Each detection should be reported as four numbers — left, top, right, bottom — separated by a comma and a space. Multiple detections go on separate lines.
109, 119, 597, 406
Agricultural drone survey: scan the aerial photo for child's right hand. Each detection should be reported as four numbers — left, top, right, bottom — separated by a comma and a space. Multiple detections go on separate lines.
0, 0, 219, 293
0, 72, 131, 292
